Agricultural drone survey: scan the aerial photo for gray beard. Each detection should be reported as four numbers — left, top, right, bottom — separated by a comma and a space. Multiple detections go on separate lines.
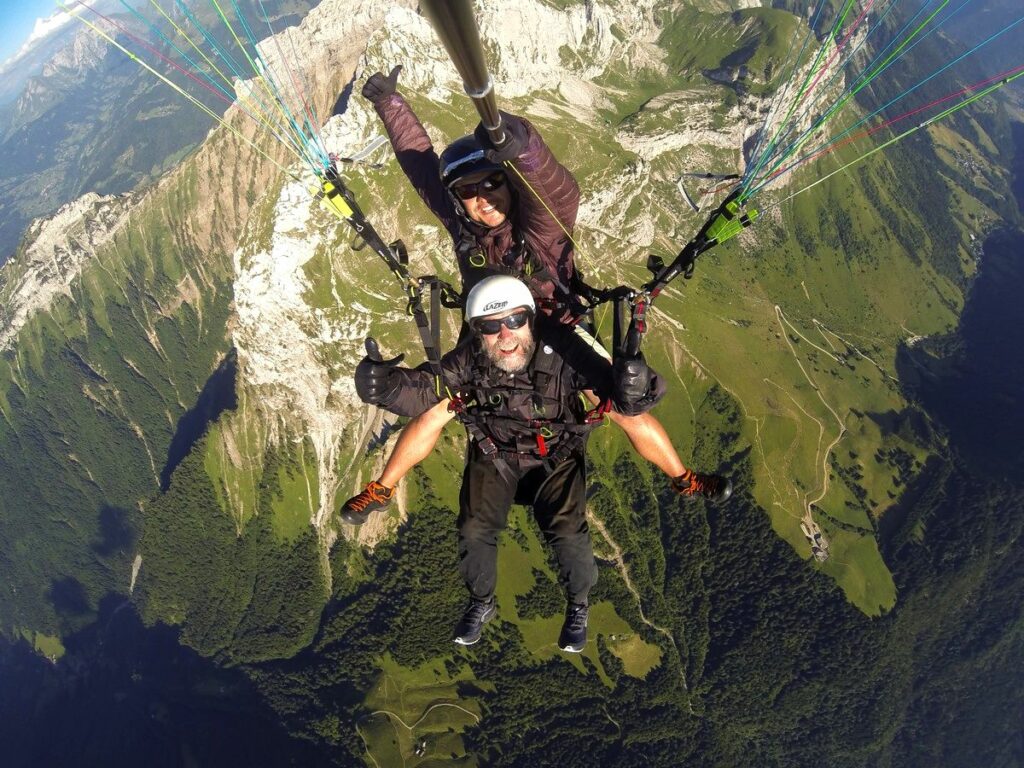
487, 336, 536, 374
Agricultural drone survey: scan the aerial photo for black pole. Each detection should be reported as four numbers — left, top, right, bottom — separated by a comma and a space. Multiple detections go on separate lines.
419, 0, 507, 147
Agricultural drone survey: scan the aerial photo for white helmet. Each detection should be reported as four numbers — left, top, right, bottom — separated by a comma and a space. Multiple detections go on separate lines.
464, 275, 535, 322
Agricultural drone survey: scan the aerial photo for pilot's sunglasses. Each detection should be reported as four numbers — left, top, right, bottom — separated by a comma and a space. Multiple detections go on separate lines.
473, 309, 532, 335
453, 172, 507, 200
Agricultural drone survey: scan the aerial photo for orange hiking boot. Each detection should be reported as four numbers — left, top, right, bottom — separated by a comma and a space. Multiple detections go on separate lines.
672, 469, 733, 503
340, 480, 395, 525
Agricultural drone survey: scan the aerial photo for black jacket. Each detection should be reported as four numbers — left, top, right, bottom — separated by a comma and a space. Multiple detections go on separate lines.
379, 319, 666, 448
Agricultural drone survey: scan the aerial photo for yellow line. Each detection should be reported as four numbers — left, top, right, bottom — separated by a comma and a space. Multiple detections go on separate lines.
62, 2, 301, 180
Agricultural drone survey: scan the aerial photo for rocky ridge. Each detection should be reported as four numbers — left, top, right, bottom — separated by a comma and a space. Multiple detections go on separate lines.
0, 192, 132, 352
1, 0, 812, 541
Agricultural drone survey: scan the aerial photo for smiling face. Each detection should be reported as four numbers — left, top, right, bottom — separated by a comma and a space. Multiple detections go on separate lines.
477, 306, 536, 374
452, 170, 512, 228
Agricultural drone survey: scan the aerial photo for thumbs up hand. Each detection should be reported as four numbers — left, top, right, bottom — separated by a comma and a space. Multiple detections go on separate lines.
361, 65, 402, 105
354, 337, 405, 405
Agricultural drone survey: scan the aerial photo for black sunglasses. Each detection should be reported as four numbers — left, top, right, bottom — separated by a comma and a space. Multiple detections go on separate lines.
473, 309, 532, 335
453, 172, 507, 200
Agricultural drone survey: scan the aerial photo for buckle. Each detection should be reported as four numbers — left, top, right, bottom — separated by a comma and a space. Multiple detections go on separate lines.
585, 398, 612, 424
478, 437, 498, 456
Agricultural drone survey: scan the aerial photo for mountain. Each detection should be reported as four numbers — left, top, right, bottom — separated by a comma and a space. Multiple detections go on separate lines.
0, 0, 1021, 765
0, 0, 321, 264
0, 7, 83, 105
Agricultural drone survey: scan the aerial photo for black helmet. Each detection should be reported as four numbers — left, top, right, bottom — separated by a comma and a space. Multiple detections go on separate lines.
439, 135, 502, 188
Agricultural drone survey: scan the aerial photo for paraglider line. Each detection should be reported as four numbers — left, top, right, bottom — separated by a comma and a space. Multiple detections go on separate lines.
757, 62, 1024, 191
127, 0, 312, 165
60, 0, 304, 181
753, 0, 1016, 192
747, 0, 922, 188
750, 0, 967, 187
758, 67, 1024, 208
745, 0, 832, 182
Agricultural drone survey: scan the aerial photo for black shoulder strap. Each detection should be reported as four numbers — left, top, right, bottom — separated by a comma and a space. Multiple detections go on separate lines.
529, 339, 559, 410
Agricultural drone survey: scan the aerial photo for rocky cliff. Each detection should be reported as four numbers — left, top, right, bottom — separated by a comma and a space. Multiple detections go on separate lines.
1, 0, 1018, 719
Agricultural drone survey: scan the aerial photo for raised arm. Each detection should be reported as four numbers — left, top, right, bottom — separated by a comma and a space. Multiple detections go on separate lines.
362, 67, 457, 232
353, 338, 472, 418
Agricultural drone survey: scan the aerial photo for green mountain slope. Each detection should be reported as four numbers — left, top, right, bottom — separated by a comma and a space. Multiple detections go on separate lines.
0, 0, 1021, 765
0, 102, 293, 644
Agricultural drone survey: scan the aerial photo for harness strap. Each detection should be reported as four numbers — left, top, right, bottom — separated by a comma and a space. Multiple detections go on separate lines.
408, 274, 453, 394
584, 397, 612, 424
455, 223, 588, 320
495, 437, 580, 468
448, 395, 519, 484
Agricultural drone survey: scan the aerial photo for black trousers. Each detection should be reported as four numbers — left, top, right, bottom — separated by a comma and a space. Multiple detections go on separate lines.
457, 449, 598, 605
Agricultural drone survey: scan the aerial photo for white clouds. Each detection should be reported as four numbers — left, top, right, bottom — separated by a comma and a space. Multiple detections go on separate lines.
1, 10, 75, 70
26, 10, 75, 48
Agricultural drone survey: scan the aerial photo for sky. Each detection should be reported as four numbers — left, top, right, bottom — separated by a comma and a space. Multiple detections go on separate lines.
0, 1, 64, 65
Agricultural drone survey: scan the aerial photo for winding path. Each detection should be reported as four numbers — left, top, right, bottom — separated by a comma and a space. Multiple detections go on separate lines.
775, 305, 847, 530
356, 702, 480, 766
587, 507, 690, 694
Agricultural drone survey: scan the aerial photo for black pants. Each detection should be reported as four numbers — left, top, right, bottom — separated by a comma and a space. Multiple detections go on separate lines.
457, 450, 598, 605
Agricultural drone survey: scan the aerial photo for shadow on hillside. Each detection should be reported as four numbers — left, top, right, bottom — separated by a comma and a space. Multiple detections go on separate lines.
161, 349, 238, 491
47, 577, 91, 618
0, 594, 332, 768
92, 505, 138, 557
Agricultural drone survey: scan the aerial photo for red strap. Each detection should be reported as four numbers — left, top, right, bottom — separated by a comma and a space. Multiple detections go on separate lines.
585, 398, 612, 424
536, 433, 548, 457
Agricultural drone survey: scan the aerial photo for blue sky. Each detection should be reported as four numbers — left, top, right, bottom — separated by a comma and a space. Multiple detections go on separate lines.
0, 1, 63, 64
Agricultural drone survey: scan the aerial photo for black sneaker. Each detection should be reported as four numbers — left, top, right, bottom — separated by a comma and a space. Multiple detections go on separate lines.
453, 597, 496, 646
340, 480, 395, 525
672, 469, 733, 503
558, 602, 589, 653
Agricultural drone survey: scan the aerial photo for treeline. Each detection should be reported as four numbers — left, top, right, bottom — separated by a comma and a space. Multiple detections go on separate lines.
137, 436, 327, 663
0, 255, 232, 639
31, 363, 1019, 767
330, 385, 1019, 766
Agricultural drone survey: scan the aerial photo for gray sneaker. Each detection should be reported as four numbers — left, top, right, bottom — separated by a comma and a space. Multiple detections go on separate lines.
453, 597, 496, 646
558, 602, 589, 653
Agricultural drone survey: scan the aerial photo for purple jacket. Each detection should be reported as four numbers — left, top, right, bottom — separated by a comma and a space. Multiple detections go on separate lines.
374, 94, 581, 312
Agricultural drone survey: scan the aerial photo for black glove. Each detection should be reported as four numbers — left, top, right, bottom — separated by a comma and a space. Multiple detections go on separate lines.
361, 65, 402, 105
473, 111, 528, 163
354, 337, 404, 405
613, 353, 653, 405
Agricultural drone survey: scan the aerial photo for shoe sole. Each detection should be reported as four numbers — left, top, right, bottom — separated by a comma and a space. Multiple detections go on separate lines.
339, 511, 369, 525
711, 479, 734, 503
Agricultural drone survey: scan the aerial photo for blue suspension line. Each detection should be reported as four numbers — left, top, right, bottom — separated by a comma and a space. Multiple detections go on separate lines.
181, 0, 315, 169
746, 7, 1024, 199
263, 0, 330, 164
743, 0, 855, 191
747, 0, 913, 191
117, 0, 307, 164
227, 0, 327, 170
743, 0, 831, 188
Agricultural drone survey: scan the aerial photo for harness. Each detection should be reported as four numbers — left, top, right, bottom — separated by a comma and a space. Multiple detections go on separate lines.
447, 341, 602, 473
453, 222, 591, 320
318, 166, 461, 392
318, 164, 611, 483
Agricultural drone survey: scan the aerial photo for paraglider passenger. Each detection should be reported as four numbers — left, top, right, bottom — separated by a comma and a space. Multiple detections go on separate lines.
347, 275, 677, 651
345, 66, 732, 519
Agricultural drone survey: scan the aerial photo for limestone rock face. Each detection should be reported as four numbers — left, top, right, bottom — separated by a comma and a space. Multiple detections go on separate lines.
1, 0, 808, 542
0, 192, 131, 352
